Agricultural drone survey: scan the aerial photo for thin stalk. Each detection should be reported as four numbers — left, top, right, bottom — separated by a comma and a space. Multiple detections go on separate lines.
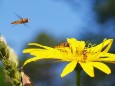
75, 64, 82, 86
76, 69, 81, 86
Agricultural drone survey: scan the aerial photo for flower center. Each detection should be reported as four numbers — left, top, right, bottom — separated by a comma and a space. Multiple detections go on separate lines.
82, 49, 87, 59
81, 49, 88, 62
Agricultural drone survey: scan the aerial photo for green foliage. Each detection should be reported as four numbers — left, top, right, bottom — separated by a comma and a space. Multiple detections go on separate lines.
2, 59, 21, 86
95, 0, 115, 23
33, 32, 58, 46
0, 36, 22, 86
0, 66, 12, 86
0, 40, 9, 60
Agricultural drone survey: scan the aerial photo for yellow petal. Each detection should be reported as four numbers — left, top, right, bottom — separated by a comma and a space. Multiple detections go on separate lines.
88, 39, 113, 53
23, 57, 40, 66
99, 53, 115, 58
99, 53, 115, 62
80, 62, 94, 77
99, 58, 115, 62
61, 60, 78, 77
103, 39, 113, 53
92, 62, 111, 74
23, 49, 43, 53
67, 38, 85, 54
28, 43, 54, 50
23, 50, 66, 66
29, 50, 63, 59
23, 43, 54, 54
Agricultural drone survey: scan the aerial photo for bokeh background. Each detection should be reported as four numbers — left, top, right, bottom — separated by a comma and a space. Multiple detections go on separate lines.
0, 0, 115, 86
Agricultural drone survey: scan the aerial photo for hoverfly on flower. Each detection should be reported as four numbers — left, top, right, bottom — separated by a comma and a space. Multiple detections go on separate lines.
54, 42, 69, 48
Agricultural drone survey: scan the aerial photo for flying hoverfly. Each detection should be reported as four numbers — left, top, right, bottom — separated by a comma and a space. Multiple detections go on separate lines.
11, 18, 30, 24
11, 13, 30, 27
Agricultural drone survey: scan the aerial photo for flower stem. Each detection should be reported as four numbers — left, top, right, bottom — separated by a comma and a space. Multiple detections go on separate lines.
75, 64, 82, 86
76, 69, 81, 86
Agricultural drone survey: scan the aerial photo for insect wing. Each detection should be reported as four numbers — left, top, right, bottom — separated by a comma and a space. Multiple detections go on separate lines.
14, 13, 22, 19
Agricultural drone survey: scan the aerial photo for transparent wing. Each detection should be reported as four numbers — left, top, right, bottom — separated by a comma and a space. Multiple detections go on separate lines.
14, 13, 22, 19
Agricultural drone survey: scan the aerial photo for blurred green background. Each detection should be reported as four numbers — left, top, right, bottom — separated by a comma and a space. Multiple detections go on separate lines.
1, 0, 115, 86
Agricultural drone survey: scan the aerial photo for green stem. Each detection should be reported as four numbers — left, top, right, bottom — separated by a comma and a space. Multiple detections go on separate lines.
76, 69, 81, 86
75, 64, 82, 86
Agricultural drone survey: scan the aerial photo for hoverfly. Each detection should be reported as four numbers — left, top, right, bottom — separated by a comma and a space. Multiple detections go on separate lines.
54, 42, 69, 48
11, 13, 30, 28
11, 18, 30, 24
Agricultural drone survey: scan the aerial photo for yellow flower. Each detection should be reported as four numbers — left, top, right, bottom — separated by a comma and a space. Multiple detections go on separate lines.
23, 38, 115, 77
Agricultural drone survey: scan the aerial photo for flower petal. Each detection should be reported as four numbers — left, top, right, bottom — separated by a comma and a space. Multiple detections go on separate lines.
28, 43, 54, 49
88, 39, 113, 53
99, 53, 115, 62
23, 57, 40, 66
23, 49, 67, 66
61, 60, 78, 77
23, 49, 43, 53
23, 43, 54, 54
67, 38, 85, 54
80, 62, 94, 77
99, 53, 115, 57
103, 39, 113, 53
92, 62, 111, 75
